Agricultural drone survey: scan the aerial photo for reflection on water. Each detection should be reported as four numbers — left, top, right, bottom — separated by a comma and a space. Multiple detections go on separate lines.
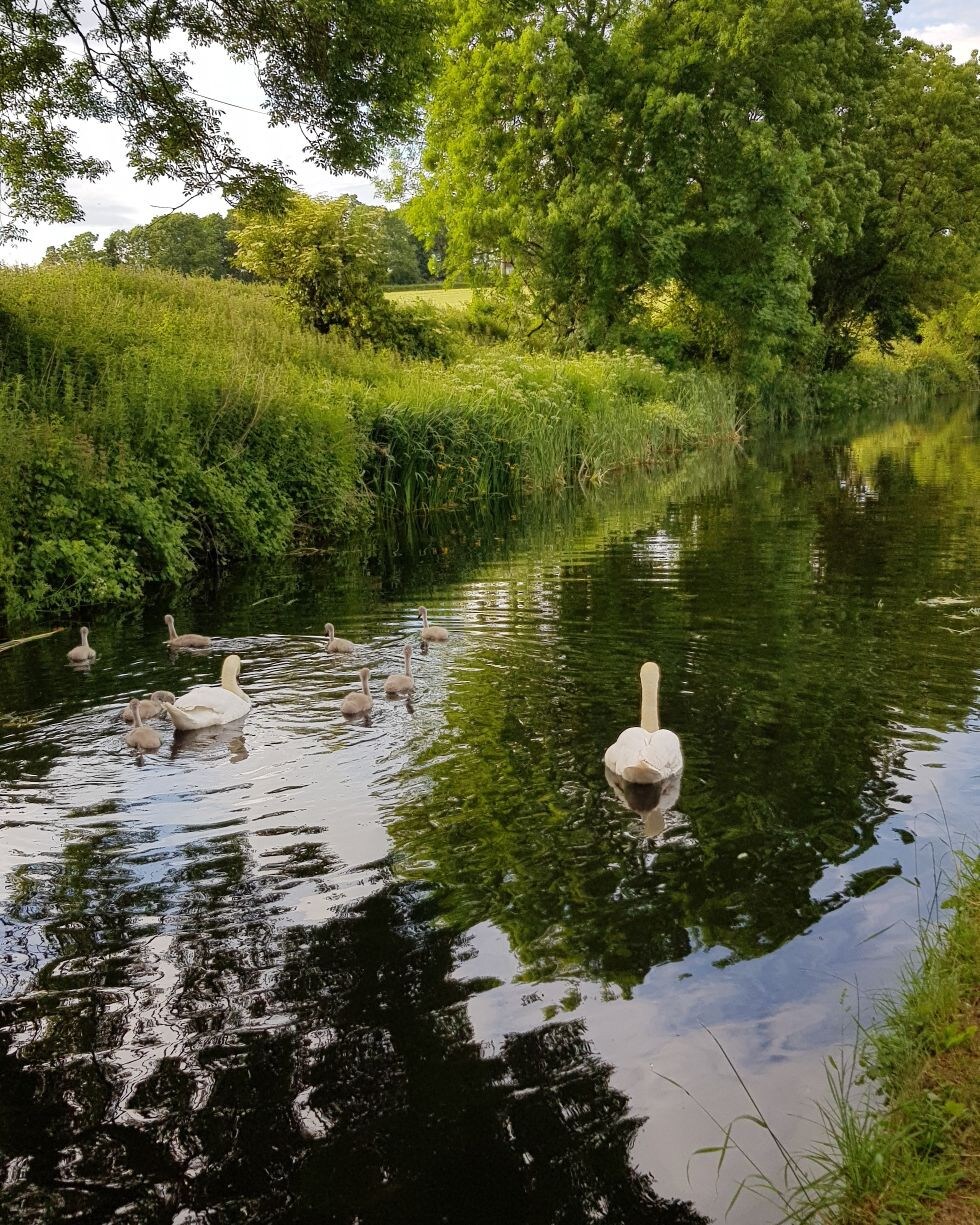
0, 863, 707, 1224
1, 397, 979, 1222
605, 765, 683, 837
170, 726, 250, 763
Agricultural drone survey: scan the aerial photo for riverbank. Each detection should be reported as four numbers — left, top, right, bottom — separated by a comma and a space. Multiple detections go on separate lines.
0, 265, 738, 619
0, 264, 972, 620
793, 854, 980, 1224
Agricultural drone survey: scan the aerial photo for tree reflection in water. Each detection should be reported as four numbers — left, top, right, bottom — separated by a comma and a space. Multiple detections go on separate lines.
0, 832, 706, 1225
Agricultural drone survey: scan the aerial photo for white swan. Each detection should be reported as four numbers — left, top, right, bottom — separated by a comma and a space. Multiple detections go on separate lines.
604, 662, 683, 785
417, 606, 449, 642
162, 655, 251, 731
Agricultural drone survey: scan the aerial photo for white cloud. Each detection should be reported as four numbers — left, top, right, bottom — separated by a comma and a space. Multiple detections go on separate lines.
901, 21, 980, 60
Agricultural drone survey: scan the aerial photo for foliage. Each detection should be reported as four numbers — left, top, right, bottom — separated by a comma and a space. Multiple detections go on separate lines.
231, 194, 451, 355
0, 0, 443, 243
811, 42, 980, 370
231, 194, 391, 332
0, 264, 737, 618
42, 205, 433, 287
812, 338, 975, 419
365, 351, 738, 513
38, 230, 103, 265
43, 212, 244, 279
381, 207, 434, 285
0, 265, 368, 616
917, 287, 980, 375
412, 0, 894, 376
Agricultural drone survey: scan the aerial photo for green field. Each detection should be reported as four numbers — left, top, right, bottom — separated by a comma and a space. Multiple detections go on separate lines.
385, 286, 473, 309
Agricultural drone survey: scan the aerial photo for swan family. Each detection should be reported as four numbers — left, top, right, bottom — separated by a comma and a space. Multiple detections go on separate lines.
68, 615, 683, 821
66, 608, 450, 753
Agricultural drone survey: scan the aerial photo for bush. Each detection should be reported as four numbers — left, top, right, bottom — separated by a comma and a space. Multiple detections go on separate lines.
370, 301, 455, 360
0, 265, 368, 618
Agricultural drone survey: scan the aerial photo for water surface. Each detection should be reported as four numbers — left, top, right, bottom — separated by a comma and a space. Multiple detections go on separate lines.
1, 399, 978, 1223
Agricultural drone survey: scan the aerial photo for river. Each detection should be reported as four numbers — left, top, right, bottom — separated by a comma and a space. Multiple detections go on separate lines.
1, 397, 978, 1223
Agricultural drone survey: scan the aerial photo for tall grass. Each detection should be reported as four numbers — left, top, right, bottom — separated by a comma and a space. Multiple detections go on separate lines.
364, 354, 738, 512
0, 265, 737, 619
708, 851, 980, 1224
816, 340, 976, 417
0, 266, 370, 617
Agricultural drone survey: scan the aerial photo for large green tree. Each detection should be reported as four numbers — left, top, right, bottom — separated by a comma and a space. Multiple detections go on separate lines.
0, 0, 442, 243
413, 0, 894, 371
810, 40, 980, 369
413, 0, 689, 349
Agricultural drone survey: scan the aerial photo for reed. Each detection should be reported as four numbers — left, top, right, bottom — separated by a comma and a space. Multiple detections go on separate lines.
782, 851, 980, 1224
364, 352, 739, 512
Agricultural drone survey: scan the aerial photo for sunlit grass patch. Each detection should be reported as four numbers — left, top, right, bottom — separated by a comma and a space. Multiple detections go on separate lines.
385, 285, 473, 309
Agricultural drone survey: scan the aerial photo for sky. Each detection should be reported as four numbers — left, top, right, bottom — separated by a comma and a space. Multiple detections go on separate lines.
4, 0, 979, 265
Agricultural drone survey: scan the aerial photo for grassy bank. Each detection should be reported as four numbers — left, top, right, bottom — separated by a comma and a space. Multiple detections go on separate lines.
0, 265, 739, 619
816, 344, 975, 417
789, 855, 980, 1223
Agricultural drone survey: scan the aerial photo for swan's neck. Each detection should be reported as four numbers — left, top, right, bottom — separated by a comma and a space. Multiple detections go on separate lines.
361, 674, 370, 695
166, 621, 177, 641
404, 650, 412, 676
420, 609, 429, 628
221, 662, 247, 700
640, 672, 660, 733
133, 705, 143, 728
80, 629, 89, 645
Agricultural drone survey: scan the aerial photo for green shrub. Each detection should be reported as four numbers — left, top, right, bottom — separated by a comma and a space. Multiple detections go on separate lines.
0, 264, 367, 618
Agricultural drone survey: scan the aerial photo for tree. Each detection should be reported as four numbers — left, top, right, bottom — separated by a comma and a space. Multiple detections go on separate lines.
381, 208, 431, 284
810, 41, 980, 369
412, 0, 897, 373
0, 0, 443, 244
413, 0, 683, 349
40, 230, 102, 265
231, 194, 391, 337
42, 212, 243, 277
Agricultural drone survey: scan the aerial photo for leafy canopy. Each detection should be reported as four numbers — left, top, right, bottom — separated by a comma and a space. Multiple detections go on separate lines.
231, 194, 390, 337
0, 0, 443, 243
412, 0, 895, 372
811, 40, 980, 368
42, 212, 243, 279
41, 205, 433, 285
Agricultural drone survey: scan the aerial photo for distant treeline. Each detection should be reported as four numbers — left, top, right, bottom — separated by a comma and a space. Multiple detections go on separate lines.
41, 202, 439, 287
